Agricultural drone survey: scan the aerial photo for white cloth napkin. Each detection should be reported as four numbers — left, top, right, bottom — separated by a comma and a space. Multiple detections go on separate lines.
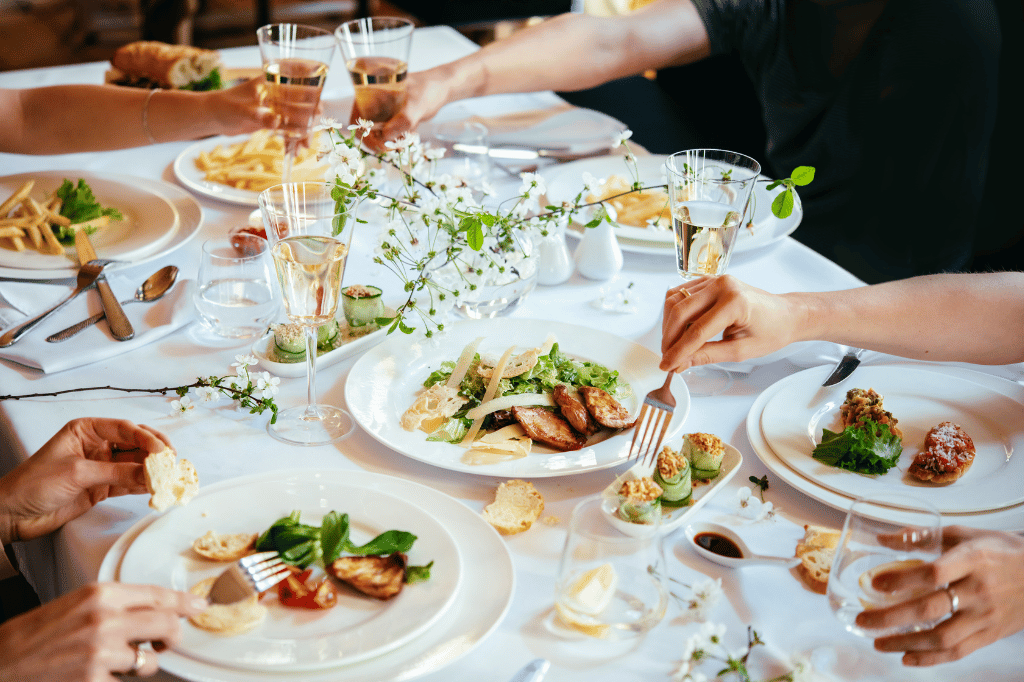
0, 275, 194, 373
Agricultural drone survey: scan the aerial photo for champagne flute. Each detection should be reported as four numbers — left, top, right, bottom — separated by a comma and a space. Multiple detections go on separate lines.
335, 17, 414, 127
258, 182, 358, 446
665, 149, 761, 397
827, 493, 944, 638
256, 23, 336, 182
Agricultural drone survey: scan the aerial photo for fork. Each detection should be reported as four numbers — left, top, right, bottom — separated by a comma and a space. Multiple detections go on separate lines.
206, 551, 290, 605
629, 373, 676, 467
0, 260, 104, 348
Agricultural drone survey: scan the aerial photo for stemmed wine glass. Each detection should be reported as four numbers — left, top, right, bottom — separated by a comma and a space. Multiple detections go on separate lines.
665, 149, 761, 397
827, 493, 944, 638
256, 23, 336, 182
258, 182, 358, 446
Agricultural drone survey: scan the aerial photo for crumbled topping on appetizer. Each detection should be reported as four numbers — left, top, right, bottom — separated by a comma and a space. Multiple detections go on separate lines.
840, 388, 902, 439
687, 432, 725, 457
618, 477, 663, 503
343, 284, 378, 298
656, 445, 687, 480
271, 322, 303, 347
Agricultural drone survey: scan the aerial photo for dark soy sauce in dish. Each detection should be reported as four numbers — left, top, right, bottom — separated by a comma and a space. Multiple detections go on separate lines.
694, 532, 743, 559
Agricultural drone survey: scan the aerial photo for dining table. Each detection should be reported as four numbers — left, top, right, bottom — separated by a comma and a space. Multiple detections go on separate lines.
2, 24, 1023, 682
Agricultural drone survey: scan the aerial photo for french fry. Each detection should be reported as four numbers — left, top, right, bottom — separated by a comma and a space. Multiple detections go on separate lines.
0, 180, 34, 216
0, 225, 25, 239
22, 215, 46, 250
0, 179, 111, 257
37, 217, 65, 256
587, 174, 671, 228
194, 130, 327, 193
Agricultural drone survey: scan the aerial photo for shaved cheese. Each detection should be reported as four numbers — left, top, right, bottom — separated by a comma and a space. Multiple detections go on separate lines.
465, 392, 554, 420
464, 424, 532, 464
540, 334, 557, 355
447, 336, 484, 389
461, 344, 516, 446
477, 347, 540, 379
479, 423, 529, 443
401, 383, 467, 432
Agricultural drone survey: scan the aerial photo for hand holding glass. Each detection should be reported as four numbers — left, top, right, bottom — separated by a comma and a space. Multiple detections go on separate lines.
827, 493, 944, 638
258, 182, 356, 446
335, 17, 414, 126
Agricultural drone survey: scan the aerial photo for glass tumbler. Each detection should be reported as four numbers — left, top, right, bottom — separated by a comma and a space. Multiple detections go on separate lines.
193, 234, 278, 341
554, 496, 668, 639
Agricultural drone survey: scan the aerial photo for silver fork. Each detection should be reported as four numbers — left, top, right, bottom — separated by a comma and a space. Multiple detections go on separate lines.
0, 260, 103, 348
629, 373, 676, 467
207, 551, 290, 605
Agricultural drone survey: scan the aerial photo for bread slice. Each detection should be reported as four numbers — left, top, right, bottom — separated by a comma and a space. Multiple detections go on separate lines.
188, 576, 266, 636
192, 531, 257, 562
795, 524, 841, 594
482, 480, 544, 535
907, 422, 976, 484
110, 41, 221, 89
144, 447, 199, 512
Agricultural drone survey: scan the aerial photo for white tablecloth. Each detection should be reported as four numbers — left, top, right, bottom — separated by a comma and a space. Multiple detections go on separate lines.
2, 26, 1022, 682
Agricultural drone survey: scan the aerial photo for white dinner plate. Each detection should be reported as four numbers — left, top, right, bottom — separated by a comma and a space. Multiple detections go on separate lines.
345, 318, 690, 478
746, 363, 1024, 530
252, 308, 395, 378
119, 474, 462, 672
759, 365, 1024, 513
601, 442, 742, 538
100, 468, 515, 682
544, 155, 802, 255
0, 171, 181, 275
174, 134, 329, 206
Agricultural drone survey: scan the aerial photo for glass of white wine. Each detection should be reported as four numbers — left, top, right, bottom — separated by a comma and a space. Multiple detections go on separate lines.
258, 182, 358, 446
335, 17, 414, 127
256, 23, 336, 182
827, 493, 944, 638
665, 149, 761, 396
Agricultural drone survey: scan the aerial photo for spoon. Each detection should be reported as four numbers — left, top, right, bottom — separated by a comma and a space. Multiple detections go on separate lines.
684, 521, 800, 568
46, 265, 179, 343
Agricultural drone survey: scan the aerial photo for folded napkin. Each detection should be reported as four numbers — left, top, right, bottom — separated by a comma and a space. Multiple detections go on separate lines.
0, 275, 194, 373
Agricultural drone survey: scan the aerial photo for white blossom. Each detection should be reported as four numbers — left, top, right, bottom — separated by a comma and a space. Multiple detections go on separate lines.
788, 653, 815, 682
170, 395, 194, 414
313, 116, 342, 132
518, 172, 547, 199
232, 354, 257, 369
254, 372, 280, 399
698, 621, 727, 646
581, 171, 599, 193
194, 386, 220, 403
614, 129, 634, 146
688, 577, 723, 618
347, 118, 374, 137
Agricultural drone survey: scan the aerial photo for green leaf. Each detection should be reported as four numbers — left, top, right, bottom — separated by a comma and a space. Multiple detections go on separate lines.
480, 213, 497, 227
343, 530, 418, 556
811, 420, 903, 475
320, 512, 350, 564
765, 179, 784, 191
771, 190, 794, 219
790, 166, 816, 186
55, 179, 124, 226
584, 218, 602, 228
405, 561, 433, 584
398, 319, 415, 334
467, 223, 484, 250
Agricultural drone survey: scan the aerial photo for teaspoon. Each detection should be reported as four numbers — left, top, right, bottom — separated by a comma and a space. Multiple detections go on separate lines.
46, 265, 179, 343
684, 521, 800, 568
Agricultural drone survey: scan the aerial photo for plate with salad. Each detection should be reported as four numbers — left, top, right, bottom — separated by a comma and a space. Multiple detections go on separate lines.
0, 171, 184, 278
345, 318, 691, 477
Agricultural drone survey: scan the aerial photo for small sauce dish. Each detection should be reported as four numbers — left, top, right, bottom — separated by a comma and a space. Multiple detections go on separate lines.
683, 521, 800, 568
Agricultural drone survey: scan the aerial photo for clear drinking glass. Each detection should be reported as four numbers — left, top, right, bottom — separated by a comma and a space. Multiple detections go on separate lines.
256, 23, 336, 182
335, 17, 414, 126
554, 496, 668, 640
193, 235, 278, 341
426, 119, 491, 185
827, 493, 944, 638
258, 182, 358, 446
665, 149, 761, 396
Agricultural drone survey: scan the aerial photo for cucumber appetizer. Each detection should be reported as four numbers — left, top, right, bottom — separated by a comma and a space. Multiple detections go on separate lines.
342, 284, 385, 328
653, 445, 692, 507
684, 432, 726, 480
270, 320, 341, 360
616, 477, 663, 524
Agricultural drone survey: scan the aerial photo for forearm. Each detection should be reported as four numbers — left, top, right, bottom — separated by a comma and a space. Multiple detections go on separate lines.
788, 273, 1024, 364
434, 0, 709, 102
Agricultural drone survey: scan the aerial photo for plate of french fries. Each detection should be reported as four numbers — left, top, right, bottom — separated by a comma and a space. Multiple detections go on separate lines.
174, 130, 330, 206
544, 154, 803, 256
0, 171, 181, 275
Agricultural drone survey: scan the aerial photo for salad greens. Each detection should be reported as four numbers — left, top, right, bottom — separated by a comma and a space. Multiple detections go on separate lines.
53, 179, 124, 243
180, 68, 223, 91
422, 342, 629, 442
811, 419, 903, 475
255, 510, 431, 582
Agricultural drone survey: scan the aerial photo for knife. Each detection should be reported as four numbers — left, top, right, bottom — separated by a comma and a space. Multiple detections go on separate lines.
451, 143, 614, 162
0, 263, 102, 347
822, 348, 865, 387
74, 231, 134, 341
508, 659, 550, 682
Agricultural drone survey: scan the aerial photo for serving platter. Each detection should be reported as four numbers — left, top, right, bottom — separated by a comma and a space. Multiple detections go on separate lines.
746, 363, 1024, 531
101, 468, 515, 681
0, 171, 195, 278
345, 318, 690, 478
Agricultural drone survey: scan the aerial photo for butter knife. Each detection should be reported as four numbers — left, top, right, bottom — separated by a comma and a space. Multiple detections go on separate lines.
452, 143, 614, 162
74, 231, 134, 341
822, 348, 865, 387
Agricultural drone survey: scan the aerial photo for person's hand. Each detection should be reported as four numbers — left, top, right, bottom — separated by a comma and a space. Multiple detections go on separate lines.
659, 275, 799, 372
206, 77, 282, 136
358, 67, 455, 152
0, 418, 170, 545
0, 582, 207, 681
856, 526, 1024, 666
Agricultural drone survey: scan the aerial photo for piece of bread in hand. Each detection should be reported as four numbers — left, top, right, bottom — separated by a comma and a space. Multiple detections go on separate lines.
795, 524, 841, 594
106, 41, 222, 89
482, 480, 544, 535
192, 531, 257, 561
188, 576, 266, 636
144, 447, 199, 512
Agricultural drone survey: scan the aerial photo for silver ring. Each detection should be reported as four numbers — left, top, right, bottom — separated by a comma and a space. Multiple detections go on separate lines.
128, 645, 147, 675
946, 586, 960, 615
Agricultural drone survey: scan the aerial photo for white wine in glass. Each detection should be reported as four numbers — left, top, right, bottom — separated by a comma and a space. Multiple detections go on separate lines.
336, 17, 414, 127
257, 24, 336, 182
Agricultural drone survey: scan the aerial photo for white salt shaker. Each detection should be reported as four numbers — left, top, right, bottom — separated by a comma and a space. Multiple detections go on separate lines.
537, 226, 575, 285
574, 219, 623, 280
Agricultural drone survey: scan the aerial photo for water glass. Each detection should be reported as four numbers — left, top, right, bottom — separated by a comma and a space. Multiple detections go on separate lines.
335, 17, 415, 125
193, 235, 277, 341
427, 119, 491, 184
827, 493, 943, 638
554, 496, 668, 639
